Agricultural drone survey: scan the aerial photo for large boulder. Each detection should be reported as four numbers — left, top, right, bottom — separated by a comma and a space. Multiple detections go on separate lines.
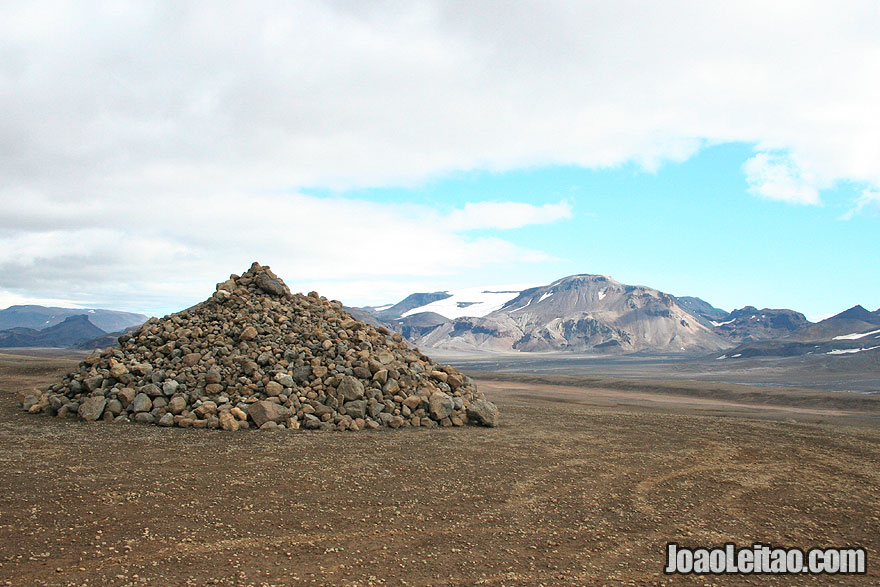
467, 399, 499, 427
77, 396, 106, 421
337, 376, 365, 401
429, 392, 454, 420
249, 401, 291, 428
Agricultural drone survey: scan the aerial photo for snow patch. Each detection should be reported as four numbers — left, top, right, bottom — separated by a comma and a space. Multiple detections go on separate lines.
832, 328, 880, 341
538, 291, 554, 303
598, 288, 607, 300
372, 304, 393, 312
400, 284, 535, 319
710, 319, 734, 327
508, 299, 532, 313
827, 346, 880, 355
731, 353, 742, 358
716, 355, 727, 360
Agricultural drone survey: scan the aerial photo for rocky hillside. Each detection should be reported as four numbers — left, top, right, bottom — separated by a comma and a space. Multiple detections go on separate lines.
389, 275, 730, 354
710, 306, 810, 342
20, 263, 498, 431
719, 305, 880, 360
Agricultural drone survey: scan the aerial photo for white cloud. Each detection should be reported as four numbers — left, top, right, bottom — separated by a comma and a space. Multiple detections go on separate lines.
743, 152, 822, 205
447, 201, 572, 230
840, 189, 880, 220
2, 1, 880, 309
0, 193, 562, 312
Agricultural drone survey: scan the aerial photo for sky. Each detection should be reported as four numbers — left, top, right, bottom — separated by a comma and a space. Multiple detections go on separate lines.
1, 1, 878, 322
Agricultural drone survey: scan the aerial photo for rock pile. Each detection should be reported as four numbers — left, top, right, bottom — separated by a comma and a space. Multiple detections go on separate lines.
20, 263, 498, 431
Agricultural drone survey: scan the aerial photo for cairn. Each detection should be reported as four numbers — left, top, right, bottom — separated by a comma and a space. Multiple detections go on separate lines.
19, 263, 498, 431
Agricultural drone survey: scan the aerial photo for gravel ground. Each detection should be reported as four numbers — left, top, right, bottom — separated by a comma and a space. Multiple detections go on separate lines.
1, 353, 878, 586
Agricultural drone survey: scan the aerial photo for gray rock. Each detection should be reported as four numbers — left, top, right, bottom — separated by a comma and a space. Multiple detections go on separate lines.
466, 399, 499, 427
256, 273, 284, 295
292, 365, 311, 384
337, 375, 365, 401
105, 399, 123, 416
344, 399, 367, 420
276, 374, 294, 388
84, 375, 104, 392
302, 413, 322, 429
162, 380, 180, 396
157, 413, 175, 427
429, 392, 454, 421
131, 392, 152, 413
78, 396, 107, 421
134, 412, 155, 424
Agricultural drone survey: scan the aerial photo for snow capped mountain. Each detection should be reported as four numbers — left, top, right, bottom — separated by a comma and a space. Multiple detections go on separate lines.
360, 274, 733, 354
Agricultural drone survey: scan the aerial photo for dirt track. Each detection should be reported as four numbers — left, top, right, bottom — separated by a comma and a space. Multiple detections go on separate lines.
0, 353, 878, 586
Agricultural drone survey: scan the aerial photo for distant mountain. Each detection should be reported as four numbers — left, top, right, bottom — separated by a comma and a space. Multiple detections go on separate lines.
363, 274, 730, 354
371, 292, 452, 321
73, 325, 141, 350
0, 315, 107, 348
674, 296, 730, 327
0, 305, 147, 333
784, 305, 880, 342
711, 306, 810, 342
714, 305, 880, 360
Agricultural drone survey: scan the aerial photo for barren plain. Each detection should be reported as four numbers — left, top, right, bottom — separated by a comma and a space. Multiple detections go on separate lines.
1, 351, 878, 586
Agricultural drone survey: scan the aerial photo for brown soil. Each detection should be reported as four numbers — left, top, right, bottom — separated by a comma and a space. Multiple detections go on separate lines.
0, 352, 878, 586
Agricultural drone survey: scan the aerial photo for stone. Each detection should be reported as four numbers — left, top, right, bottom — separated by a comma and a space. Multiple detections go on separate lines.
117, 388, 136, 408
402, 394, 423, 410
105, 399, 123, 416
109, 363, 128, 379
162, 380, 180, 396
344, 399, 367, 420
219, 411, 240, 431
194, 401, 218, 418
337, 376, 365, 401
373, 369, 388, 384
467, 399, 499, 427
429, 392, 454, 421
275, 374, 294, 388
182, 353, 201, 367
168, 396, 187, 415
292, 365, 312, 384
78, 396, 107, 421
264, 381, 283, 397
205, 368, 222, 384
230, 406, 247, 420
240, 326, 258, 341
255, 273, 285, 295
131, 393, 152, 413
157, 413, 175, 427
134, 412, 155, 424
249, 400, 291, 428
84, 375, 104, 392
446, 373, 463, 390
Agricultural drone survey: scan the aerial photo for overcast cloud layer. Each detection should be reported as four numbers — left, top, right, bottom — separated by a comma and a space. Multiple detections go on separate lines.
2, 1, 879, 312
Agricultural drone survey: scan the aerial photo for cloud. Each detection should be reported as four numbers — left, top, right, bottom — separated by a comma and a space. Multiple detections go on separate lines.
743, 152, 822, 205
840, 189, 880, 220
2, 2, 880, 309
0, 193, 562, 312
447, 201, 572, 230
